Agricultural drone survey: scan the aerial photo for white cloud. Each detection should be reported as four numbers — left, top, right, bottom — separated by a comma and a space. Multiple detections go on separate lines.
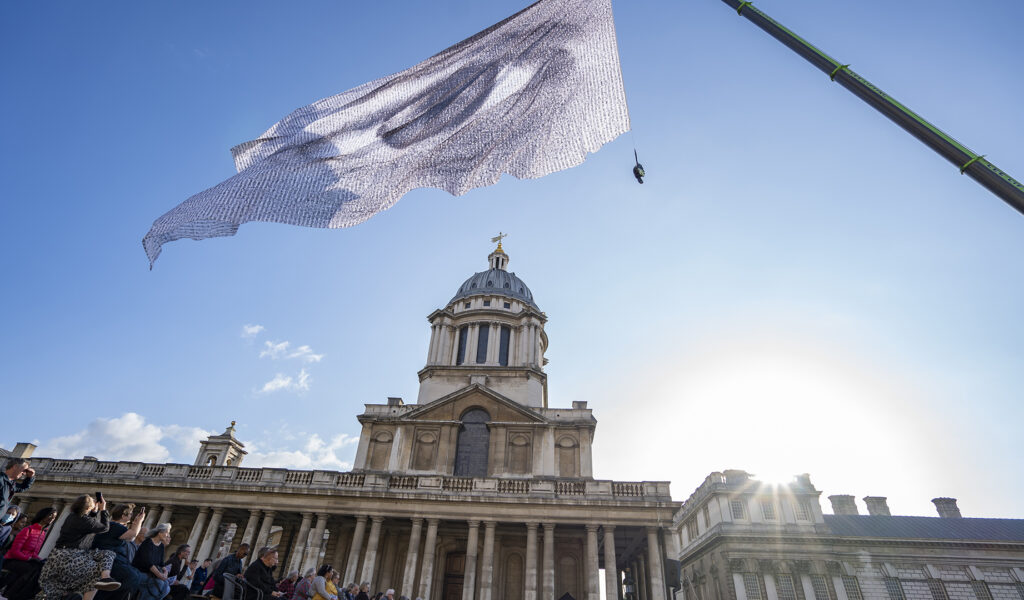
259, 341, 290, 359
259, 341, 324, 363
259, 368, 311, 394
287, 345, 324, 363
34, 413, 215, 463
241, 324, 265, 339
245, 433, 358, 471
32, 413, 360, 473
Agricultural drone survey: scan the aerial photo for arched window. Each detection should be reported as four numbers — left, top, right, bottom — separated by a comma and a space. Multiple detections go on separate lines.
206, 455, 217, 467
453, 408, 490, 477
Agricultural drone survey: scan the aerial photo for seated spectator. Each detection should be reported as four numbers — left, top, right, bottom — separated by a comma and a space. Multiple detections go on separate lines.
132, 523, 173, 600
1, 507, 57, 600
330, 574, 342, 599
190, 558, 212, 595
343, 583, 359, 600
291, 568, 315, 600
92, 504, 147, 600
2, 512, 30, 557
355, 582, 370, 600
37, 494, 121, 600
164, 544, 192, 600
311, 565, 337, 600
277, 571, 299, 597
209, 543, 248, 600
243, 547, 284, 598
0, 505, 22, 575
182, 559, 199, 587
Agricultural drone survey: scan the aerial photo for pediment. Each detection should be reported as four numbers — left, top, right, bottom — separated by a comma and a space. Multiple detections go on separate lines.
403, 384, 546, 424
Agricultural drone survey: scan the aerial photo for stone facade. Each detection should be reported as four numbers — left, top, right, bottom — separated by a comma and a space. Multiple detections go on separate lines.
9, 244, 1023, 600
668, 471, 1024, 600
9, 244, 679, 600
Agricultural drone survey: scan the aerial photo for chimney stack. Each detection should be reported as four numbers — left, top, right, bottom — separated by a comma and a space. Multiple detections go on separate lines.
829, 495, 859, 515
932, 498, 962, 518
863, 496, 891, 516
11, 443, 36, 459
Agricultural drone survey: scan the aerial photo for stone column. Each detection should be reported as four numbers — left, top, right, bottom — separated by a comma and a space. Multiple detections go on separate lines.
143, 507, 161, 533
344, 516, 368, 585
402, 519, 424, 595
586, 525, 601, 600
603, 527, 618, 600
240, 510, 261, 551
542, 523, 555, 600
524, 523, 539, 600
156, 505, 174, 528
359, 517, 384, 584
304, 513, 330, 572
38, 501, 70, 559
418, 519, 440, 600
197, 508, 225, 562
331, 523, 351, 579
462, 520, 481, 600
289, 512, 314, 573
254, 510, 276, 552
478, 521, 496, 600
637, 555, 648, 600
645, 528, 666, 600
186, 508, 211, 552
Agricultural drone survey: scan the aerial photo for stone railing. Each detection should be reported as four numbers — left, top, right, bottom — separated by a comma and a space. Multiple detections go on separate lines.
27, 457, 672, 501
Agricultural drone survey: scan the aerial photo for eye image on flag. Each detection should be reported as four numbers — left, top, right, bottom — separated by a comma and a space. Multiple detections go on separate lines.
143, 0, 630, 266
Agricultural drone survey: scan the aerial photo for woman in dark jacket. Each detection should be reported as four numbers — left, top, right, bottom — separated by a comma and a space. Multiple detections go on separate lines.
37, 495, 121, 600
92, 504, 147, 600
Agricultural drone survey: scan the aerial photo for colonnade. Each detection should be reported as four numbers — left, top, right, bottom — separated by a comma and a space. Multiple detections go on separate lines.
14, 496, 670, 600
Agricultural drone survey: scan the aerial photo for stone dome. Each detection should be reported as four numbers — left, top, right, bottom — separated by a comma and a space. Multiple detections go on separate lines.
450, 268, 538, 309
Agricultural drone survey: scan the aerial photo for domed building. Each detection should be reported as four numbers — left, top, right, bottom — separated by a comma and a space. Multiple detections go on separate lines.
12, 242, 1020, 600
12, 241, 678, 600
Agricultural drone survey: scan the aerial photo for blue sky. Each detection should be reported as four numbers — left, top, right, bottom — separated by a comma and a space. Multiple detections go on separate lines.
2, 0, 1021, 519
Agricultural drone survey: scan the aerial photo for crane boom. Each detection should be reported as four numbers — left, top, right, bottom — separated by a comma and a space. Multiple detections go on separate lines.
721, 0, 1024, 216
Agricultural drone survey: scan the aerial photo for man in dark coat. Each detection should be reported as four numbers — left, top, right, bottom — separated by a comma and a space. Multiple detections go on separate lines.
243, 547, 284, 599
211, 543, 249, 599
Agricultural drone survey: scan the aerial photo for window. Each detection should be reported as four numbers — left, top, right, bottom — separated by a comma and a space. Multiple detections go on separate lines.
483, 300, 491, 307
687, 519, 699, 539
927, 580, 949, 600
498, 325, 511, 366
810, 575, 832, 600
884, 578, 906, 600
731, 499, 747, 519
971, 582, 993, 600
703, 504, 711, 528
453, 408, 490, 477
761, 501, 777, 521
464, 302, 471, 309
743, 574, 763, 600
776, 575, 797, 600
476, 325, 490, 363
794, 500, 811, 521
456, 326, 468, 365
842, 577, 863, 600
504, 302, 511, 309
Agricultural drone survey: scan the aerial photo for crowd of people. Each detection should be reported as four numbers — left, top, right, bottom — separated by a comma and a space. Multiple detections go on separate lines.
1, 459, 423, 600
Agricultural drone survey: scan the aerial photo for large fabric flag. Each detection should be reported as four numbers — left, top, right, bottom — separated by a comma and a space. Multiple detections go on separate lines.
143, 0, 629, 266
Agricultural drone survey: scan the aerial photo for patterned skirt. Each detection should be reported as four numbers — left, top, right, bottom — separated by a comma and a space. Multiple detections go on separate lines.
36, 547, 115, 600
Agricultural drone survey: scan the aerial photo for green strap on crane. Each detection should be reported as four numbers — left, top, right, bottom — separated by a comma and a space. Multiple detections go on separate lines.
720, 0, 1024, 216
